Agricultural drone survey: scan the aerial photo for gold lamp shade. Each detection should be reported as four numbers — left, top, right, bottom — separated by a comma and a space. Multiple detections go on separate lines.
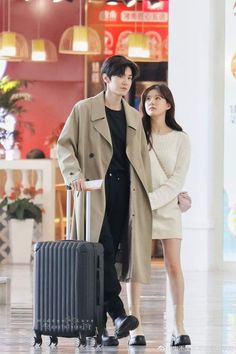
128, 33, 150, 60
59, 25, 101, 55
0, 31, 29, 61
31, 39, 58, 62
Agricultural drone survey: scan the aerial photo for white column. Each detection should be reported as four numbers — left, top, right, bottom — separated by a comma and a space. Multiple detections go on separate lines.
168, 0, 225, 271
5, 170, 14, 195
21, 170, 30, 192
34, 170, 43, 204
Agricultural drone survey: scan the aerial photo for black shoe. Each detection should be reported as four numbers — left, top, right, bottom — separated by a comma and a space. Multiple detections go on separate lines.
170, 334, 191, 346
114, 315, 139, 339
102, 328, 119, 347
128, 335, 146, 346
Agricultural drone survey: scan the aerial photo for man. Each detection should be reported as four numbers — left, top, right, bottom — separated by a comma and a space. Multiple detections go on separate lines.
57, 55, 152, 346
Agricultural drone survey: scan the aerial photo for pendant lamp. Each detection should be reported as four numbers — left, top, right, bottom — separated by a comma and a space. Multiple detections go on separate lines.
59, 0, 101, 55
149, 0, 164, 10
31, 0, 58, 62
127, 1, 150, 60
128, 33, 150, 59
59, 26, 101, 55
0, 32, 28, 61
31, 39, 57, 62
0, 1, 29, 61
106, 0, 118, 5
122, 0, 137, 7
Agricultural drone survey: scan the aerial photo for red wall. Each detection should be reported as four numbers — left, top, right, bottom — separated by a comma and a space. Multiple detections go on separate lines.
14, 81, 84, 158
2, 0, 86, 157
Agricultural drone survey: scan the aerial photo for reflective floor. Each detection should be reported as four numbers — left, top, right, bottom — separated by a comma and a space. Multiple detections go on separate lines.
0, 262, 236, 354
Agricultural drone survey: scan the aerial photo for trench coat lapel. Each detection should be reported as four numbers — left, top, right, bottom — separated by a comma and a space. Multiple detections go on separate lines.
122, 98, 138, 158
91, 92, 112, 146
123, 99, 148, 193
122, 98, 138, 145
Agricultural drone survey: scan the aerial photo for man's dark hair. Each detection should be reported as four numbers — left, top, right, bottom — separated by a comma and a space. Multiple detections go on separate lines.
101, 55, 139, 80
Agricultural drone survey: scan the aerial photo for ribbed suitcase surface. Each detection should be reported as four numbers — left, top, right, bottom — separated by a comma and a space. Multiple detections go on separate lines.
33, 240, 103, 346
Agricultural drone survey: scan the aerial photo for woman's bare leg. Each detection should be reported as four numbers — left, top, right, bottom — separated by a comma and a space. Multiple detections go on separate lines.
161, 239, 186, 336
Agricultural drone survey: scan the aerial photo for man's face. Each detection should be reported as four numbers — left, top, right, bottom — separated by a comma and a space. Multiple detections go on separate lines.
103, 67, 133, 96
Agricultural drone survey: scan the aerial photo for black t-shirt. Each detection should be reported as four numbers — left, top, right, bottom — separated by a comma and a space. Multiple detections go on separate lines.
105, 105, 129, 173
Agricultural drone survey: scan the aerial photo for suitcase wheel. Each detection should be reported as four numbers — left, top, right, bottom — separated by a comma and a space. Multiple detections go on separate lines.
49, 336, 58, 347
33, 334, 42, 347
85, 336, 97, 347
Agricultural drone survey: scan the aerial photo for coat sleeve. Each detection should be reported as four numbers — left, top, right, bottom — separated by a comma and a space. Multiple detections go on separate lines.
140, 121, 153, 193
149, 133, 191, 210
57, 103, 84, 186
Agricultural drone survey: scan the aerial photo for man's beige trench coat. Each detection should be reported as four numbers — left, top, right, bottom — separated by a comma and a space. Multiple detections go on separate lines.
57, 91, 152, 284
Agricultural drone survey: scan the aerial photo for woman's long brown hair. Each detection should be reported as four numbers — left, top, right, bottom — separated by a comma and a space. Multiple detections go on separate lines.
141, 84, 183, 149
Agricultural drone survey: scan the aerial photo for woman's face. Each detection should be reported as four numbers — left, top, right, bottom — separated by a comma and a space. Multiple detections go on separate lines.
144, 89, 170, 118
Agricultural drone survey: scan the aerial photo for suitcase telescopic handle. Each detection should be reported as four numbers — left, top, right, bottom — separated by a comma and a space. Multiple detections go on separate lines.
66, 185, 72, 241
85, 191, 91, 242
66, 187, 90, 241
66, 180, 103, 241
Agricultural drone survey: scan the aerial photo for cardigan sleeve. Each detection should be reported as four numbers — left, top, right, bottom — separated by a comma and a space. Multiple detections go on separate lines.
148, 133, 191, 210
57, 102, 84, 186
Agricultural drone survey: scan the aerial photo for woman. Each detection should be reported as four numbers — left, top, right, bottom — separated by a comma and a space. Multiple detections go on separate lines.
127, 84, 191, 347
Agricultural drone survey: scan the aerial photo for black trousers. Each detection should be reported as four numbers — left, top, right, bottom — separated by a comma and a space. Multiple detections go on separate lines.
99, 170, 130, 326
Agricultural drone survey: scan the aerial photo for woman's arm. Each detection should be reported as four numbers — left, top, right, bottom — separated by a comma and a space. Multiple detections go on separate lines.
149, 134, 191, 210
140, 121, 153, 193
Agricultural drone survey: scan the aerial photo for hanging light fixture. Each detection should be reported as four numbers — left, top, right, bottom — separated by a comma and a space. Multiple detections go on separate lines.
122, 0, 137, 7
128, 33, 150, 59
149, 0, 164, 10
31, 39, 57, 62
59, 0, 101, 55
127, 0, 150, 60
0, 0, 29, 61
31, 0, 57, 62
106, 0, 118, 5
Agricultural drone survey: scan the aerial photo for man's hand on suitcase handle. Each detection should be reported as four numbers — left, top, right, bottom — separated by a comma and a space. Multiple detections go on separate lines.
70, 178, 103, 192
70, 178, 86, 192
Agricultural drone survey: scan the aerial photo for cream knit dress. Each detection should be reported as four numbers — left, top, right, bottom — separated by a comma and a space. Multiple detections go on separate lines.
148, 131, 191, 239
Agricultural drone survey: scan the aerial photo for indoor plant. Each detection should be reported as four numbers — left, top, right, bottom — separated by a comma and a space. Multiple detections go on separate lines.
0, 76, 34, 155
0, 76, 31, 118
0, 185, 43, 222
0, 185, 43, 263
